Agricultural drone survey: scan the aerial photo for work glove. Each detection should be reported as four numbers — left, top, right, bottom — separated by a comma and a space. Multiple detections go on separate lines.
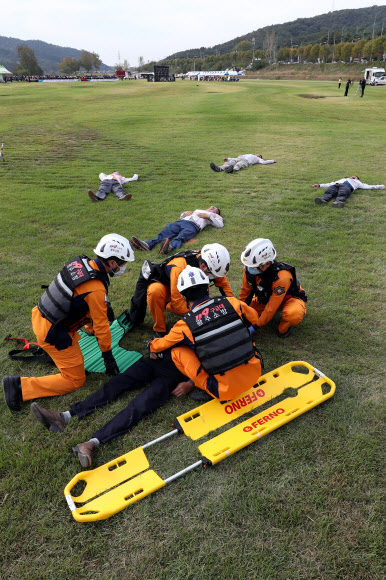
102, 349, 119, 376
106, 302, 115, 324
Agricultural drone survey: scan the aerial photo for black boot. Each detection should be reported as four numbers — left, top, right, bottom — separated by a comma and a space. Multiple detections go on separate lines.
3, 376, 23, 411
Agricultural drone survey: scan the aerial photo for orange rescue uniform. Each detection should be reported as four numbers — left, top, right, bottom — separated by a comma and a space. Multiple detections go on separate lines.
21, 260, 112, 401
147, 255, 233, 333
150, 296, 262, 400
239, 267, 306, 334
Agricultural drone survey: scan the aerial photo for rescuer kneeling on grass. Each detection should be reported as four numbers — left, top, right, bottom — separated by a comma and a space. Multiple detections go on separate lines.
239, 238, 307, 338
149, 265, 263, 402
3, 234, 134, 412
129, 243, 233, 338
29, 266, 262, 467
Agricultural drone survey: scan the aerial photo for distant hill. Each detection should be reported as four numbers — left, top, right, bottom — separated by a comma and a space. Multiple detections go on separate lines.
1, 6, 385, 73
166, 5, 386, 59
0, 36, 111, 72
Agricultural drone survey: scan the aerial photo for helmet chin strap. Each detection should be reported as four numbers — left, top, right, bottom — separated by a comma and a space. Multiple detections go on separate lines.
108, 260, 121, 277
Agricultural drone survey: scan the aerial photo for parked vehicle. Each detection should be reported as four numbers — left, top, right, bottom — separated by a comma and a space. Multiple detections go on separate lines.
371, 74, 386, 86
364, 67, 386, 84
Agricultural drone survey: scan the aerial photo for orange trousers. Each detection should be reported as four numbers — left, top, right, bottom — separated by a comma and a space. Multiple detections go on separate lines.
172, 346, 262, 401
250, 297, 307, 333
20, 307, 86, 401
147, 282, 171, 333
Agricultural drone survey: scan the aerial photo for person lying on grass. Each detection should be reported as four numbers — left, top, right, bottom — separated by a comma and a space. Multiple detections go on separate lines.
30, 346, 194, 467
88, 171, 138, 202
210, 153, 276, 173
313, 176, 385, 208
130, 205, 223, 255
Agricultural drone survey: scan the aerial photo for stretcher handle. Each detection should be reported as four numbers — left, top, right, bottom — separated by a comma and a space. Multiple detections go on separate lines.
142, 429, 179, 449
64, 472, 88, 512
164, 460, 203, 484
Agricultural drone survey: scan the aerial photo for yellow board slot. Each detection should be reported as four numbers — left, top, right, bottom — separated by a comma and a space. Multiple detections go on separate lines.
178, 361, 316, 440
67, 470, 165, 522
64, 446, 150, 504
199, 376, 336, 465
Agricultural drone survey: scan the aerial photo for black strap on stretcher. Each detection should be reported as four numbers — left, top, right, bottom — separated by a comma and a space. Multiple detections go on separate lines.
5, 335, 54, 364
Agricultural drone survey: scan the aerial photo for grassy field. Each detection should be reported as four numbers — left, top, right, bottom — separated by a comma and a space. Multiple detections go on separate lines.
0, 78, 385, 580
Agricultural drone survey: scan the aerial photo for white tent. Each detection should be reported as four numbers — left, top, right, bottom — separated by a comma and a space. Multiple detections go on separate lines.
0, 64, 12, 82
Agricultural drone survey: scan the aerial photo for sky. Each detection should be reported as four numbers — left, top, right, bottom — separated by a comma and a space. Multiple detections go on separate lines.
3, 1, 385, 67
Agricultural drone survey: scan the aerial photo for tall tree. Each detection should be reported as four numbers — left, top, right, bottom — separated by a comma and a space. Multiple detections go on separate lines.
341, 42, 354, 62
303, 45, 313, 61
310, 44, 320, 63
352, 39, 366, 58
319, 44, 331, 63
58, 57, 81, 75
237, 40, 252, 52
362, 40, 374, 60
15, 45, 43, 75
80, 50, 95, 72
263, 30, 277, 64
92, 52, 102, 71
372, 36, 385, 59
298, 46, 306, 63
277, 47, 290, 62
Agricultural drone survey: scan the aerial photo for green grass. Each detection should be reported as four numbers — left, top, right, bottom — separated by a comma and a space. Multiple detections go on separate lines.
0, 79, 385, 580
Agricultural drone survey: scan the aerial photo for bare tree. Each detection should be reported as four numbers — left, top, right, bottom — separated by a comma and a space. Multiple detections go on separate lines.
263, 30, 277, 64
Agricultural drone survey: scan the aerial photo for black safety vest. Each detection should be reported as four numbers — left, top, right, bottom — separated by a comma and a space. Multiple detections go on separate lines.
130, 251, 216, 326
161, 250, 201, 281
245, 261, 307, 306
183, 296, 256, 376
38, 255, 109, 327
139, 250, 201, 286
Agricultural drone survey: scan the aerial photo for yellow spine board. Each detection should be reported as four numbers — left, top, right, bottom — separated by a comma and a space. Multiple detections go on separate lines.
63, 362, 336, 522
198, 376, 335, 465
177, 361, 317, 440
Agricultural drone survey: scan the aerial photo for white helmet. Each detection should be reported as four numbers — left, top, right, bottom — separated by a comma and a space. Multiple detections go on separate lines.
94, 234, 134, 262
241, 238, 276, 268
200, 243, 230, 278
177, 266, 209, 293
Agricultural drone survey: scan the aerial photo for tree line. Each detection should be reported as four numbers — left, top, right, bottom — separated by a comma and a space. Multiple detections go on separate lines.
166, 6, 386, 61
146, 34, 386, 73
13, 45, 102, 76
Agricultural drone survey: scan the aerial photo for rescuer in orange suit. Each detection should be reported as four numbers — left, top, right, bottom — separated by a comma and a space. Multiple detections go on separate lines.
239, 238, 307, 338
149, 265, 263, 402
129, 243, 233, 337
2, 234, 135, 412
